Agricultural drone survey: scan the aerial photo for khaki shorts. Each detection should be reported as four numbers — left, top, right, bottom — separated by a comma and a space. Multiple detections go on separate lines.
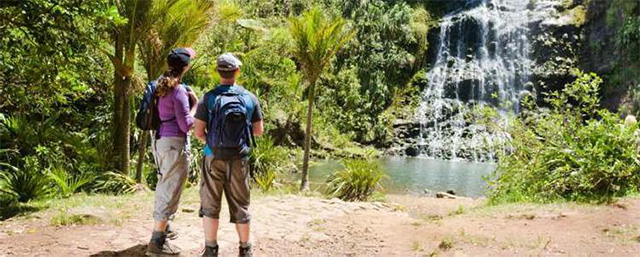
151, 136, 189, 221
199, 156, 251, 224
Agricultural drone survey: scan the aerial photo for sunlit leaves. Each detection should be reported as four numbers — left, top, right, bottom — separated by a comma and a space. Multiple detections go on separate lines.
289, 7, 355, 83
105, 5, 128, 26
488, 71, 640, 203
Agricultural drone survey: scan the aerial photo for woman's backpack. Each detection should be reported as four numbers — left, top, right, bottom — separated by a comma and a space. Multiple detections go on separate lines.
135, 81, 161, 131
135, 81, 191, 131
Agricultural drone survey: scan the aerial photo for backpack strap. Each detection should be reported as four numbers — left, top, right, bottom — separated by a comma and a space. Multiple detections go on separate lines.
204, 85, 257, 149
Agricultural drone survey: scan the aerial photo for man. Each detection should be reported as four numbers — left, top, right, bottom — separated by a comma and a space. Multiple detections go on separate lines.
194, 53, 263, 257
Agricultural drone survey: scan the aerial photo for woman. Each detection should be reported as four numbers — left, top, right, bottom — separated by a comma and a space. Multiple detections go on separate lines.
147, 47, 198, 256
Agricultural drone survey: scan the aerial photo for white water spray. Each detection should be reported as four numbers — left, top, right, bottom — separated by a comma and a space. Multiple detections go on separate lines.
416, 0, 557, 161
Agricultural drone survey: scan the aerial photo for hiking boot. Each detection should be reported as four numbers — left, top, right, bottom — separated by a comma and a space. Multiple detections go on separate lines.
201, 245, 219, 257
146, 232, 181, 256
146, 241, 181, 256
166, 223, 178, 240
238, 243, 252, 257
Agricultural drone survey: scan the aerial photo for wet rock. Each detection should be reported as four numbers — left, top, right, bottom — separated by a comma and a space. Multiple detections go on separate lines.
436, 192, 457, 199
405, 146, 419, 157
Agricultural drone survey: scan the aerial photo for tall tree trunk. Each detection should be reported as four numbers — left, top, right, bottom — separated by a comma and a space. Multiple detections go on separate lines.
114, 74, 132, 175
120, 77, 131, 175
112, 34, 124, 172
117, 48, 135, 176
300, 79, 317, 191
135, 130, 149, 183
135, 68, 158, 184
113, 75, 124, 169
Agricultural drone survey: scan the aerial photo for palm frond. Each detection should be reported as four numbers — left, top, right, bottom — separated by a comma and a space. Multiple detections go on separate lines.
0, 167, 51, 202
48, 168, 97, 198
289, 7, 355, 83
138, 0, 214, 79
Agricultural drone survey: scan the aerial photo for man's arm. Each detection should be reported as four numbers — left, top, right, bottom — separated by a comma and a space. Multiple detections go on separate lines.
193, 94, 209, 143
249, 93, 264, 137
194, 119, 207, 143
252, 120, 264, 136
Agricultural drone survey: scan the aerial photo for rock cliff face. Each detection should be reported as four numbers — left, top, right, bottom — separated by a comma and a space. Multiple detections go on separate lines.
390, 0, 631, 161
531, 0, 629, 108
580, 1, 620, 74
579, 0, 632, 110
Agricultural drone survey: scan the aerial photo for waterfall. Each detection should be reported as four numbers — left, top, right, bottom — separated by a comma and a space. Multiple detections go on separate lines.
416, 0, 557, 162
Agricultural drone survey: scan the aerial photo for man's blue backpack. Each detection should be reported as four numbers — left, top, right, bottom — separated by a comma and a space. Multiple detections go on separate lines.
205, 86, 256, 160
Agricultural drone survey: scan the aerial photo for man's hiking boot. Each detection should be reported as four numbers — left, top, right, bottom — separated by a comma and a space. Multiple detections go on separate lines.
201, 245, 219, 257
238, 243, 252, 257
166, 223, 178, 240
146, 231, 181, 256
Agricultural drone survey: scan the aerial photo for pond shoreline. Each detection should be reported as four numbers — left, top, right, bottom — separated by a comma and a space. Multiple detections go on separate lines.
306, 156, 496, 198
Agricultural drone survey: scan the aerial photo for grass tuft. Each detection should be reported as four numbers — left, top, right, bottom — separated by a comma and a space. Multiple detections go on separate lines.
438, 237, 454, 251
51, 212, 102, 226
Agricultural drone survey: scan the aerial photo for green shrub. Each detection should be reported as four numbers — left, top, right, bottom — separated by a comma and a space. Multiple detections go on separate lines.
249, 136, 290, 191
95, 172, 138, 195
326, 158, 386, 201
144, 162, 159, 190
48, 167, 96, 198
488, 71, 640, 203
188, 138, 206, 185
0, 156, 52, 202
254, 169, 276, 192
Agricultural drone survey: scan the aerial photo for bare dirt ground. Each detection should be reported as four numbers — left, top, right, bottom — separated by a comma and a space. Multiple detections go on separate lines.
1, 189, 639, 257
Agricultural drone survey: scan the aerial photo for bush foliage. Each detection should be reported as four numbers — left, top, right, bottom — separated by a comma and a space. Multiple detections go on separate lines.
326, 158, 386, 201
249, 136, 291, 191
488, 71, 640, 203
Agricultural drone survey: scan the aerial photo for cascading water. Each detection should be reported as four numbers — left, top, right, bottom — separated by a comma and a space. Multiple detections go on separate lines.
416, 0, 557, 162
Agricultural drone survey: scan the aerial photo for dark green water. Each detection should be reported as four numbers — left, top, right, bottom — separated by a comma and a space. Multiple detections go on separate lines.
308, 156, 495, 198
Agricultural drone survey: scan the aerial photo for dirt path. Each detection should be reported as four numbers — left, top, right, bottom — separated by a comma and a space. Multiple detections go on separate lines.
1, 190, 639, 256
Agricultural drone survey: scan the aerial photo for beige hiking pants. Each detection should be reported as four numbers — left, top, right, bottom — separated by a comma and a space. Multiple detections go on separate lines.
151, 136, 189, 221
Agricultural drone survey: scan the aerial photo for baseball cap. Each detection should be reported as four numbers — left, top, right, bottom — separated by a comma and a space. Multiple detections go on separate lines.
216, 53, 242, 71
167, 47, 196, 69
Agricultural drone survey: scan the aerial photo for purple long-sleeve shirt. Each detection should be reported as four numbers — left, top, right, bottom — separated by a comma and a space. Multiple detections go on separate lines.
158, 85, 194, 137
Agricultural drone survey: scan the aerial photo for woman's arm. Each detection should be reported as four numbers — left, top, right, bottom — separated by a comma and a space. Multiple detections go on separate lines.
174, 87, 195, 134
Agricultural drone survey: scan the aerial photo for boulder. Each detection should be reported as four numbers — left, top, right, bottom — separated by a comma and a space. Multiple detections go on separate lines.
405, 146, 420, 157
436, 192, 457, 199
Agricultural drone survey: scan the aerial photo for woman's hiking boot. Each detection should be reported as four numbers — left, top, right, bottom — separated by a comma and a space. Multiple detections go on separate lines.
146, 231, 181, 256
166, 223, 178, 240
201, 245, 219, 257
238, 243, 252, 257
